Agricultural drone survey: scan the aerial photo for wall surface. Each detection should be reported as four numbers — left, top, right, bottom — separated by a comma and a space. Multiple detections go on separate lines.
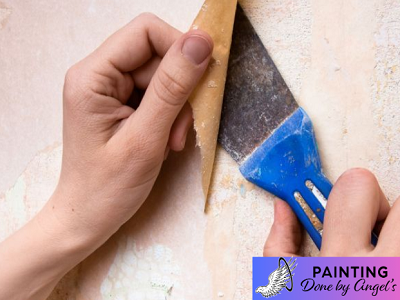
1, 0, 400, 299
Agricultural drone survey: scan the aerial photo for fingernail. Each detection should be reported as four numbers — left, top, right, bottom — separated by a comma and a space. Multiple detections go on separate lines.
182, 35, 212, 65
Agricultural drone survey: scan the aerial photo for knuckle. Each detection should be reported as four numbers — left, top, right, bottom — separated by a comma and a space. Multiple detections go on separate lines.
338, 168, 377, 187
262, 247, 274, 257
135, 12, 159, 25
263, 242, 280, 257
329, 168, 379, 204
263, 244, 293, 258
63, 64, 95, 109
64, 64, 80, 90
153, 67, 189, 107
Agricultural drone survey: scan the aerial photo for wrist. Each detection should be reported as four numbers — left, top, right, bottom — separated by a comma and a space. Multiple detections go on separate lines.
0, 185, 116, 300
36, 187, 114, 261
0, 199, 98, 300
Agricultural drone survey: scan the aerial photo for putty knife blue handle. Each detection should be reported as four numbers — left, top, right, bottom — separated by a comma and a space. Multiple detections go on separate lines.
220, 6, 378, 250
239, 108, 378, 249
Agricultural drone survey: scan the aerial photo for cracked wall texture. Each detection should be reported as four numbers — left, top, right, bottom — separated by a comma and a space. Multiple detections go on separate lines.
1, 0, 400, 299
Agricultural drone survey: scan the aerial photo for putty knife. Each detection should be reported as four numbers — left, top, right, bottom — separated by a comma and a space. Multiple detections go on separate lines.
219, 6, 377, 249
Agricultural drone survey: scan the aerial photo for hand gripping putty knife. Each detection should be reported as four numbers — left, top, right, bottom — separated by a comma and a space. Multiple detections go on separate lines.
219, 6, 378, 249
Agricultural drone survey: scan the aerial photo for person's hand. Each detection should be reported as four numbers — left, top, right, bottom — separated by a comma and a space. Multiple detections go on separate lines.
44, 14, 213, 244
0, 14, 213, 300
264, 168, 395, 256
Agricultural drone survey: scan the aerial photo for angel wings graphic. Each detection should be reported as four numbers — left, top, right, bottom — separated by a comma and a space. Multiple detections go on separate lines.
255, 257, 297, 298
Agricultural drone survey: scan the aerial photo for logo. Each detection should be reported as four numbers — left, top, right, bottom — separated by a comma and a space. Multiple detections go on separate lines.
255, 257, 297, 298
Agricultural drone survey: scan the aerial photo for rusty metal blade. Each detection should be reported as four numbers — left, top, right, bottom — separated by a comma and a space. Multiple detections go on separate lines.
218, 5, 298, 164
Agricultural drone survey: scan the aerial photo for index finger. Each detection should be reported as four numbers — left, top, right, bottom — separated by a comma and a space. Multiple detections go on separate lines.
321, 168, 390, 255
92, 13, 182, 72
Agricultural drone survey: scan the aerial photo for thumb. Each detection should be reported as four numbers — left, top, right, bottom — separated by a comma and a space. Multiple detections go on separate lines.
134, 30, 213, 141
263, 199, 303, 257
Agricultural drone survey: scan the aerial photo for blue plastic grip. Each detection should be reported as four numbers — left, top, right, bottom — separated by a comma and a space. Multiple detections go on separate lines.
240, 108, 331, 249
240, 108, 379, 249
